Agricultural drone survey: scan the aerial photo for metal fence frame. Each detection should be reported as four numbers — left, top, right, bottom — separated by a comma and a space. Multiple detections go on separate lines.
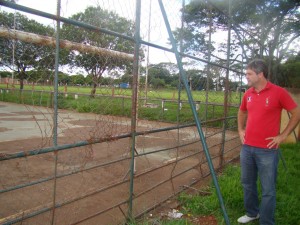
0, 0, 245, 224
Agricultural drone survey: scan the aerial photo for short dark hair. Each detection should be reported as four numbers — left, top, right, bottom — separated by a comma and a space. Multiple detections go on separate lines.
247, 59, 268, 79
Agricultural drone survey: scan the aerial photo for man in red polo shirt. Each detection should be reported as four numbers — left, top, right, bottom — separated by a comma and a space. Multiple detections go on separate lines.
237, 59, 300, 224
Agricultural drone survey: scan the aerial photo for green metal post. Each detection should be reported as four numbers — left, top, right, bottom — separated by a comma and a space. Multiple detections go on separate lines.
51, 1, 61, 224
158, 0, 230, 224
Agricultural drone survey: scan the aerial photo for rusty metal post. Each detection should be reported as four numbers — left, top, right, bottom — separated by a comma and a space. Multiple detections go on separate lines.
219, 0, 232, 167
128, 0, 141, 221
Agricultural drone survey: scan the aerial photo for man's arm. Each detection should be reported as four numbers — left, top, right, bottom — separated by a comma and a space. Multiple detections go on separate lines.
266, 106, 300, 149
238, 109, 248, 144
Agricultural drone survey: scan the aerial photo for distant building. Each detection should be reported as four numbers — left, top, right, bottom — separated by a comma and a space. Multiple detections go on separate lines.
120, 83, 130, 89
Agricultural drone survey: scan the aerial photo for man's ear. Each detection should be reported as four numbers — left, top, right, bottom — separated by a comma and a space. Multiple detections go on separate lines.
258, 72, 264, 77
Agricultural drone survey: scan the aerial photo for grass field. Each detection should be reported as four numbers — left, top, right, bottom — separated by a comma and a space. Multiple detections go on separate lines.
0, 83, 243, 104
0, 84, 241, 125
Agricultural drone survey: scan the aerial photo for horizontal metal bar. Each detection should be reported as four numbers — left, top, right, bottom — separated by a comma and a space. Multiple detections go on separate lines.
0, 1, 244, 75
0, 116, 237, 161
0, 1, 135, 42
0, 118, 237, 195
1, 131, 240, 224
0, 134, 130, 161
0, 27, 134, 60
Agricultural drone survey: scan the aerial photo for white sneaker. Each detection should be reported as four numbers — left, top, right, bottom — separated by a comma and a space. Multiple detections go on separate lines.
237, 214, 259, 223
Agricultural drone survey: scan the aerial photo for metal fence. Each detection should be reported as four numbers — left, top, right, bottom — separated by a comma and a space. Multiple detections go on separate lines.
0, 1, 244, 224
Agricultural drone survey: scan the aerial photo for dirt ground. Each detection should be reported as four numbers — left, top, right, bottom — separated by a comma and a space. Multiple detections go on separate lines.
0, 102, 240, 225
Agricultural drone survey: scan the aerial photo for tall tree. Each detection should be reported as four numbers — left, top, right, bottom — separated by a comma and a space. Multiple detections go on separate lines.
185, 69, 214, 90
174, 0, 300, 84
61, 6, 135, 97
0, 11, 55, 89
278, 52, 300, 88
148, 64, 172, 83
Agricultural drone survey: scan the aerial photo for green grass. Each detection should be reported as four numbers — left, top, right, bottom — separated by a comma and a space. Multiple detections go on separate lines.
0, 85, 240, 125
132, 143, 300, 225
129, 219, 192, 225
0, 83, 242, 104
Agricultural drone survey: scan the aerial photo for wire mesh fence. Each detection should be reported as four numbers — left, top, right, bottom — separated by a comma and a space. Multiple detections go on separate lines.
0, 0, 244, 224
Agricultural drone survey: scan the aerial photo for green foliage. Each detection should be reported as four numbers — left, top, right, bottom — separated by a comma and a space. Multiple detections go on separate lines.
185, 69, 214, 91
0, 71, 12, 78
278, 52, 300, 88
175, 0, 300, 83
148, 65, 171, 83
70, 74, 86, 85
0, 11, 55, 89
128, 219, 192, 225
61, 6, 136, 96
150, 78, 166, 89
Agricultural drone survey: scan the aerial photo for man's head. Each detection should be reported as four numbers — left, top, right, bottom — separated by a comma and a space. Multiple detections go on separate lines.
245, 59, 268, 88
246, 59, 268, 79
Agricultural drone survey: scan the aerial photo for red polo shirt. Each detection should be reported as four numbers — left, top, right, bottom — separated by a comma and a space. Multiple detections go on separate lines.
240, 82, 297, 148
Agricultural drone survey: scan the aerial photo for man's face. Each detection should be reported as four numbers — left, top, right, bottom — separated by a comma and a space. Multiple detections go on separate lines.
245, 69, 260, 87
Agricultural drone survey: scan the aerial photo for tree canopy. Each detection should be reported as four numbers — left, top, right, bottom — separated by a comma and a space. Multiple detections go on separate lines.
278, 52, 300, 88
1, 1, 298, 90
61, 6, 135, 96
0, 11, 55, 89
175, 0, 300, 86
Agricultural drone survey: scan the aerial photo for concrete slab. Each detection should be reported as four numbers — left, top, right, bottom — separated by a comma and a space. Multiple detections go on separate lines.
0, 102, 90, 142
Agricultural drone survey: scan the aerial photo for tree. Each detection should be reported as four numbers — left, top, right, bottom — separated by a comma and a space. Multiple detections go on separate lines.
147, 63, 180, 87
0, 71, 12, 78
206, 63, 227, 91
173, 1, 216, 60
85, 74, 93, 86
150, 78, 166, 89
278, 52, 300, 88
26, 70, 44, 83
185, 69, 214, 90
61, 6, 135, 97
120, 73, 132, 84
155, 62, 179, 75
0, 11, 55, 89
70, 74, 85, 86
148, 65, 171, 82
175, 0, 300, 83
58, 72, 71, 85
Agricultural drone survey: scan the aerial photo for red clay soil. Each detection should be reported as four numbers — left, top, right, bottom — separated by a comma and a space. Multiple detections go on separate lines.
0, 102, 240, 225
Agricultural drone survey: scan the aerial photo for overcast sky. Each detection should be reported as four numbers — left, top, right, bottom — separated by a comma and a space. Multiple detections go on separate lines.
1, 0, 235, 74
1, 0, 183, 65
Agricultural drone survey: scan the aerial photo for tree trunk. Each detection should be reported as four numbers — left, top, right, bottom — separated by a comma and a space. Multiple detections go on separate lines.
20, 79, 24, 90
19, 71, 26, 90
90, 83, 97, 98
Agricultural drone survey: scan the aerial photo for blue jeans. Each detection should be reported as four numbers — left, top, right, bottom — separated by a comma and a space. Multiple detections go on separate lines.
240, 145, 279, 225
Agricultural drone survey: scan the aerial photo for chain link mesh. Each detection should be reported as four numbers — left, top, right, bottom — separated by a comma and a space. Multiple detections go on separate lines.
0, 1, 242, 224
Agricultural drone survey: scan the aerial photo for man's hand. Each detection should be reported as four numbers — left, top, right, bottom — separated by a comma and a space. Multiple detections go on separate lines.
237, 109, 247, 145
267, 106, 300, 149
239, 129, 245, 144
265, 134, 287, 149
